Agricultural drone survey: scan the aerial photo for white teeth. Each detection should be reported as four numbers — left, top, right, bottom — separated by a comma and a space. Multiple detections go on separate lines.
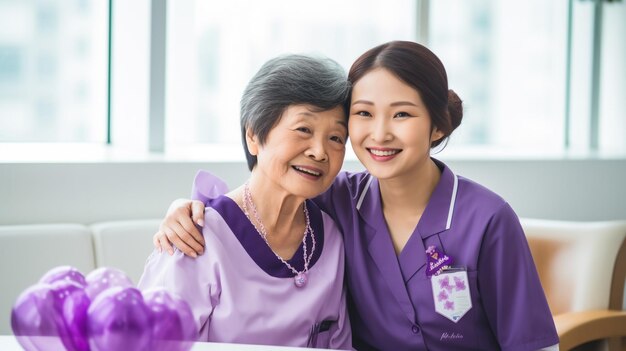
369, 149, 399, 157
294, 166, 321, 176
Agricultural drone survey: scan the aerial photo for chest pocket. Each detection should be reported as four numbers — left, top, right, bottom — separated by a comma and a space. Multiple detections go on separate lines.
410, 270, 498, 350
431, 269, 473, 323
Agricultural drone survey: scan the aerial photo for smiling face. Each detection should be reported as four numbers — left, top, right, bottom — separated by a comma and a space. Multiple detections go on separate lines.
246, 104, 347, 199
348, 68, 444, 181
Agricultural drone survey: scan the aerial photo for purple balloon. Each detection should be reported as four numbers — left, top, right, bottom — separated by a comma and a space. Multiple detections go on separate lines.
88, 287, 152, 351
85, 267, 133, 301
40, 266, 87, 287
11, 283, 69, 351
51, 280, 91, 351
143, 288, 197, 351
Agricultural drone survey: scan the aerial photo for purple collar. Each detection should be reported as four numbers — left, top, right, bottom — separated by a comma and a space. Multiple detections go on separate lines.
416, 158, 458, 238
356, 158, 458, 239
207, 195, 324, 278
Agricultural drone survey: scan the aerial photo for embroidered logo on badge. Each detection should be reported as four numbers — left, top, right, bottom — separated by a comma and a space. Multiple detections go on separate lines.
425, 245, 453, 277
431, 270, 472, 323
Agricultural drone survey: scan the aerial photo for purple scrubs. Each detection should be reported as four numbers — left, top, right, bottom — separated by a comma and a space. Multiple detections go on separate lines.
139, 192, 351, 348
315, 158, 559, 351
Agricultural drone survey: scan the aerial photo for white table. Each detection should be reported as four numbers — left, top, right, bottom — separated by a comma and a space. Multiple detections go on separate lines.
0, 335, 315, 350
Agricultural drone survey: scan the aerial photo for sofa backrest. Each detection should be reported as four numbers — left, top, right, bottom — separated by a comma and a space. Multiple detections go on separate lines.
0, 224, 96, 335
91, 219, 160, 284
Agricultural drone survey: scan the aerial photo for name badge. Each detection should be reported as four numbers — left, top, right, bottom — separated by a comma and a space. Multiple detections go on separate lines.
431, 269, 472, 323
425, 245, 454, 277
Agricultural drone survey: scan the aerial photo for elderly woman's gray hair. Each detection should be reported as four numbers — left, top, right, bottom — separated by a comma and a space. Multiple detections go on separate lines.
240, 54, 351, 171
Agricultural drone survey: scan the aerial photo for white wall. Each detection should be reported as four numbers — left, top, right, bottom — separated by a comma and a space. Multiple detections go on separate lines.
1, 158, 625, 225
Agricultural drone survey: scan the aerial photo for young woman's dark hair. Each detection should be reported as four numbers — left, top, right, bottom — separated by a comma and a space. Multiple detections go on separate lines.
348, 41, 463, 148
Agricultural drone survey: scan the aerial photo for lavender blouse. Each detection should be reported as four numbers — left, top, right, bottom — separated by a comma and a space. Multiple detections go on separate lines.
138, 189, 351, 349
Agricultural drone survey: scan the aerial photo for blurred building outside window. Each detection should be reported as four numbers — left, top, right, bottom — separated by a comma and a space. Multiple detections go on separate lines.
1, 0, 624, 159
0, 0, 108, 143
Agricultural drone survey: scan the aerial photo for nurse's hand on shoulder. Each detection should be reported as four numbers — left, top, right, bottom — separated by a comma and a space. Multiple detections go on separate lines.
153, 198, 206, 258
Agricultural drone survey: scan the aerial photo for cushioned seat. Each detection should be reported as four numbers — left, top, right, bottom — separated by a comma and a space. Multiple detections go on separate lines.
0, 224, 95, 335
523, 219, 626, 351
91, 219, 161, 284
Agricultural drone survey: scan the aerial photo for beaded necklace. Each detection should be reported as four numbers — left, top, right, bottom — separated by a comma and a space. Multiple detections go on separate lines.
242, 182, 316, 288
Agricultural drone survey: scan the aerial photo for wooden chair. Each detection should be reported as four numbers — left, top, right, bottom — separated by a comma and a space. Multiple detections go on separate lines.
522, 219, 626, 351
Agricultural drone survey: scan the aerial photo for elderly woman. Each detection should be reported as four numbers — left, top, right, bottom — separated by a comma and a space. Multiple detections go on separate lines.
138, 54, 351, 348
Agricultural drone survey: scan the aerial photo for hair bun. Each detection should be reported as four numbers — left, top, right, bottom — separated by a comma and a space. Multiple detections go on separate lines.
447, 89, 463, 131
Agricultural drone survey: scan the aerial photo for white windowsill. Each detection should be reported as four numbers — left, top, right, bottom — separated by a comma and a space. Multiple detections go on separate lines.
0, 143, 246, 163
0, 143, 624, 164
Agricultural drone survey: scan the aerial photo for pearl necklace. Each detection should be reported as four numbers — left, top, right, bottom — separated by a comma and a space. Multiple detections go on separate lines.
242, 182, 316, 288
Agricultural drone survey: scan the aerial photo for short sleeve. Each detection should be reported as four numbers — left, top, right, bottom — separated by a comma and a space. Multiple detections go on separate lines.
138, 243, 220, 337
477, 203, 559, 351
313, 181, 339, 220
313, 171, 357, 224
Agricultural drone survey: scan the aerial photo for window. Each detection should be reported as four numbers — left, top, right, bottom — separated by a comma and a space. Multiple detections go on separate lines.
429, 0, 625, 156
2, 0, 625, 158
429, 0, 568, 153
0, 0, 109, 143
164, 0, 418, 148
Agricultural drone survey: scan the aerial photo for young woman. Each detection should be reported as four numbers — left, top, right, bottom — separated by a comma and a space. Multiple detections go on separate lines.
139, 54, 352, 348
154, 41, 559, 351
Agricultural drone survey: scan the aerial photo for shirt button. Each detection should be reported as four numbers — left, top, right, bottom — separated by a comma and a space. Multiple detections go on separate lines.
411, 325, 420, 334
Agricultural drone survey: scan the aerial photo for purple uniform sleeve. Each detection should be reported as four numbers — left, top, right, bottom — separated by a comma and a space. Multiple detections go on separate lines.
312, 171, 358, 226
477, 203, 559, 351
312, 186, 338, 221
